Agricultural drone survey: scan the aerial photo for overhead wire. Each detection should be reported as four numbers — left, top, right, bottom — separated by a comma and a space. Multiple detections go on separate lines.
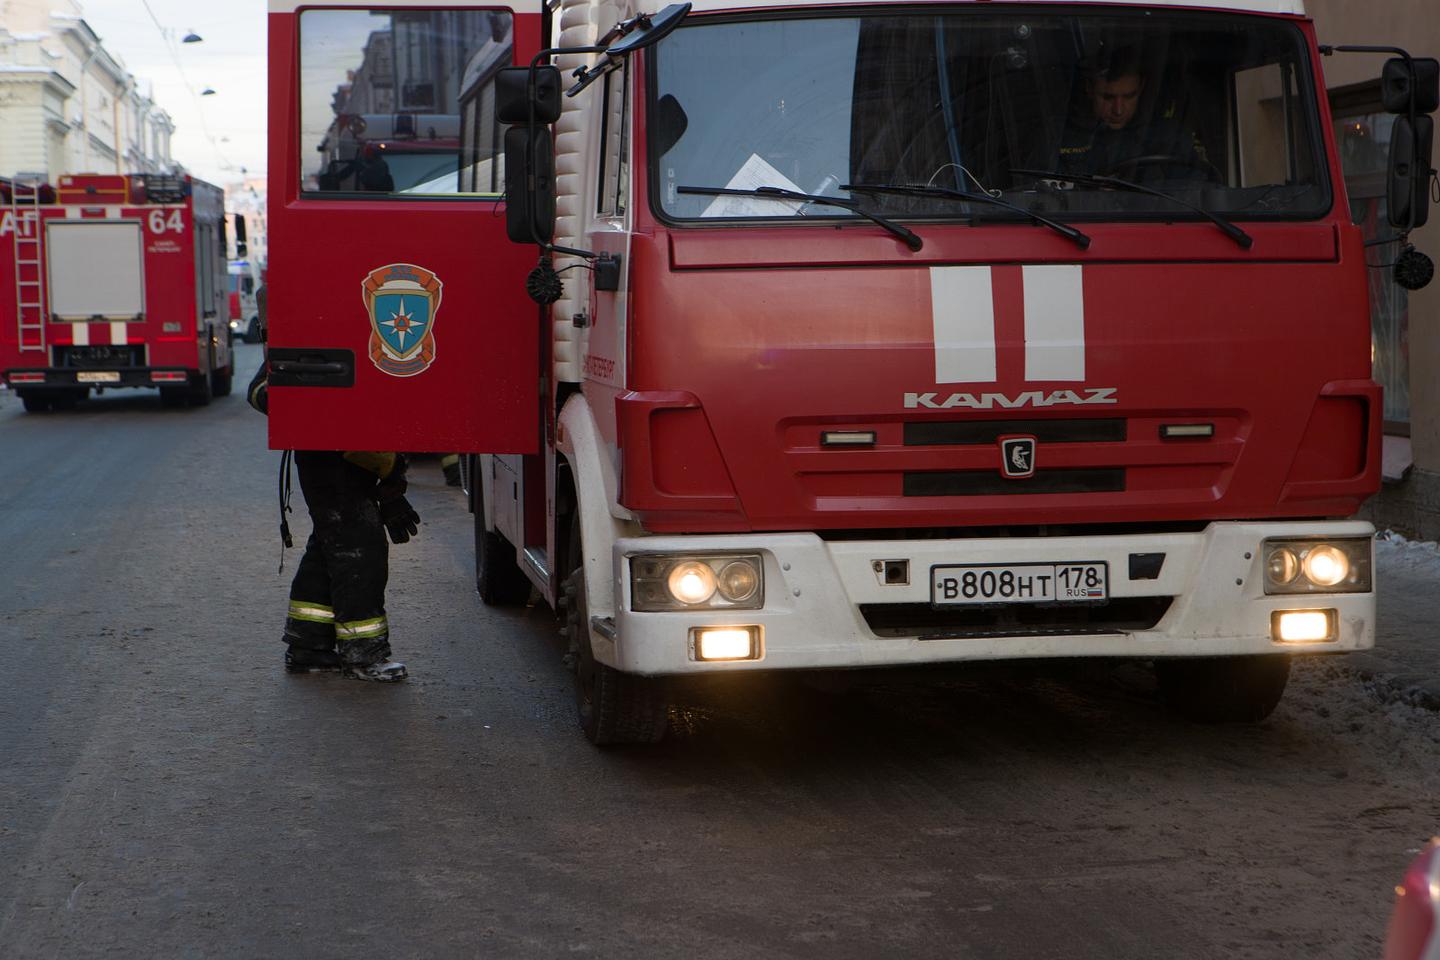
134, 0, 236, 174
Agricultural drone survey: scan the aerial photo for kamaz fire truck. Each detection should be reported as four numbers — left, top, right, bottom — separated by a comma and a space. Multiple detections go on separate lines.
0, 173, 234, 412
267, 0, 1436, 743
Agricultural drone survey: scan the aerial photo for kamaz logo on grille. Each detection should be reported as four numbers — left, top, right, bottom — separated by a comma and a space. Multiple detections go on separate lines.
904, 388, 1118, 409
1000, 436, 1037, 479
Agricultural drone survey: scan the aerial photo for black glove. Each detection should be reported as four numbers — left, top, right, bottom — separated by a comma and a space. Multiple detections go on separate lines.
378, 494, 420, 544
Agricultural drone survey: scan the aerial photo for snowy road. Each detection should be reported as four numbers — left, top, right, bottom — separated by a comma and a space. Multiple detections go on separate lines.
1, 344, 1437, 958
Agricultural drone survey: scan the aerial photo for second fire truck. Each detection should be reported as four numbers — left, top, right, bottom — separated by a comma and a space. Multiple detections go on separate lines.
0, 172, 233, 412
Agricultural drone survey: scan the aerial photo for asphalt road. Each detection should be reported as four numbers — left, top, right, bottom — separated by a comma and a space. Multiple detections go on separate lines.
1, 343, 1438, 959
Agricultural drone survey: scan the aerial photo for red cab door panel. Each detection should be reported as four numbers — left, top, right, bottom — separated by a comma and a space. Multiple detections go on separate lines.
266, 4, 543, 454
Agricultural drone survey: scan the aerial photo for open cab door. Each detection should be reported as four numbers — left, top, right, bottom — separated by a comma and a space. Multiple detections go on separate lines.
266, 2, 545, 453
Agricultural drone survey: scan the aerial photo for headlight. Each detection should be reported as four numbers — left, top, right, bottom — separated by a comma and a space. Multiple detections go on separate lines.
631, 554, 765, 611
667, 562, 716, 605
1262, 538, 1371, 594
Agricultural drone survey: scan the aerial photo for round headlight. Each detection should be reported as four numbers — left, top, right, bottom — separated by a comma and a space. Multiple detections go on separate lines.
1303, 545, 1349, 587
667, 561, 716, 605
1266, 547, 1300, 585
716, 560, 759, 602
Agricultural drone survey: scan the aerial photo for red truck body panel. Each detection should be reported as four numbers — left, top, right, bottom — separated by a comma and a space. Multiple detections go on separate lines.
0, 173, 229, 396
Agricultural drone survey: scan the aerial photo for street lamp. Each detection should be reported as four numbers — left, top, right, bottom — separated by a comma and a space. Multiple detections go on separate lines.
182, 31, 202, 43
201, 88, 216, 96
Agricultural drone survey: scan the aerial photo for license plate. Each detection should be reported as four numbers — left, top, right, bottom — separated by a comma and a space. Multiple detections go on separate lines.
931, 562, 1109, 605
76, 371, 120, 383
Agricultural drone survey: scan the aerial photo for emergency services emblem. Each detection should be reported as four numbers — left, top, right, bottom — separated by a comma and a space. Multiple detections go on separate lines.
362, 263, 443, 377
1000, 436, 1037, 479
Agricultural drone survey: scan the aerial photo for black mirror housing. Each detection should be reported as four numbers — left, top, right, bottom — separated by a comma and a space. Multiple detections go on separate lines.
504, 125, 556, 244
496, 66, 562, 124
1388, 114, 1434, 230
1382, 57, 1440, 114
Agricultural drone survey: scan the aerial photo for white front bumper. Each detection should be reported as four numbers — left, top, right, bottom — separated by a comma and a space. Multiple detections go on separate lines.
602, 521, 1375, 675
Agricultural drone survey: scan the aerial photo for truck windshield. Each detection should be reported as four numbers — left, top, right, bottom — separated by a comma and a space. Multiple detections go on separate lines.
651, 10, 1329, 224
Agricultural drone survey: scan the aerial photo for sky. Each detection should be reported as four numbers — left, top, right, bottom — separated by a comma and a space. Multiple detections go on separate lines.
76, 0, 267, 188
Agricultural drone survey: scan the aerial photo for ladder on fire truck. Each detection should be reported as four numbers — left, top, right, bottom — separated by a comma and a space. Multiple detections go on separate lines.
9, 172, 47, 354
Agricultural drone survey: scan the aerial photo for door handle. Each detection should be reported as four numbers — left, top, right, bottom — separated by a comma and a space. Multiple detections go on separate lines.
268, 347, 355, 388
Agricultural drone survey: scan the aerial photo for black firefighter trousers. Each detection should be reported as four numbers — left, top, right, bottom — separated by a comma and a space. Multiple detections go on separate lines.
283, 451, 393, 666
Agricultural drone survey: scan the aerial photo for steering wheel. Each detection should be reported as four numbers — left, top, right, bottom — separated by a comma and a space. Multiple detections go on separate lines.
1102, 153, 1223, 183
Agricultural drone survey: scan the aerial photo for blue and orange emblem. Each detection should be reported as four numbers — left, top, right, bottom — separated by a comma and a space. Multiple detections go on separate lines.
362, 263, 443, 377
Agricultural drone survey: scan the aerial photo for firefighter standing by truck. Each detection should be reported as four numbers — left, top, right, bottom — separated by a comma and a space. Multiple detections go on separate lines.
248, 284, 419, 681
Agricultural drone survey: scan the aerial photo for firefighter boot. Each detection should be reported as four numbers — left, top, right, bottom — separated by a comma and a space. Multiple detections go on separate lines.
285, 646, 344, 674
441, 454, 461, 487
348, 659, 408, 682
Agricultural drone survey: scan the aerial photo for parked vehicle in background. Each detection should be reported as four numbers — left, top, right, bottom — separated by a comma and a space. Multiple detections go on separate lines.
229, 257, 262, 343
0, 172, 233, 411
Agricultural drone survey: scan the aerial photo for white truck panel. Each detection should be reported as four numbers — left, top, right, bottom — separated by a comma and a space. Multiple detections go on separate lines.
45, 221, 145, 321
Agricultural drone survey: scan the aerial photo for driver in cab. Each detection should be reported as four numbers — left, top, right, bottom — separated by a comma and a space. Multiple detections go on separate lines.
1057, 46, 1206, 180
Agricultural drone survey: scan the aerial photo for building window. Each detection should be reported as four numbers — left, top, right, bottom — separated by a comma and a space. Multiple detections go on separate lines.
299, 8, 513, 197
1333, 88, 1409, 430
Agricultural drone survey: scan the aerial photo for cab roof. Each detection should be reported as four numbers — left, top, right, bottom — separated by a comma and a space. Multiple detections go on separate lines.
270, 0, 1304, 13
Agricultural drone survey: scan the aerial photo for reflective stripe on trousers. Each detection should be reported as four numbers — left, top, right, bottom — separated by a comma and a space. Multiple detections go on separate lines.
287, 600, 335, 625
336, 615, 388, 641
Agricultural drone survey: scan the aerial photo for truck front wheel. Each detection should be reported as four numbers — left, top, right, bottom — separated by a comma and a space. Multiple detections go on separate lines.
563, 539, 669, 746
1156, 654, 1291, 723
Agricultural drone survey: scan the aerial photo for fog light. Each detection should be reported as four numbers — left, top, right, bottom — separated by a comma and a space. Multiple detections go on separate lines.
667, 562, 717, 605
693, 626, 759, 661
1302, 545, 1349, 587
1272, 610, 1336, 643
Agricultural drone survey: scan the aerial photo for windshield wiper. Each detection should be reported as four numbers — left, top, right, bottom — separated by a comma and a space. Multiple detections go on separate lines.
676, 185, 924, 251
842, 182, 1090, 249
1011, 168, 1253, 250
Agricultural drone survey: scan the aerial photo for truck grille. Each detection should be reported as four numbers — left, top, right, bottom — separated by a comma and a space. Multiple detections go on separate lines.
860, 597, 1173, 639
903, 468, 1125, 497
904, 418, 1127, 445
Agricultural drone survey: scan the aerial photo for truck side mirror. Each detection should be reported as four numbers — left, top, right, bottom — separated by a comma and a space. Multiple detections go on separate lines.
234, 214, 248, 257
496, 66, 561, 124
1387, 114, 1433, 230
504, 125, 555, 244
1382, 57, 1440, 114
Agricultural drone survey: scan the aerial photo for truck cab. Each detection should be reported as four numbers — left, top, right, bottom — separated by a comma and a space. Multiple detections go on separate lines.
267, 0, 1436, 743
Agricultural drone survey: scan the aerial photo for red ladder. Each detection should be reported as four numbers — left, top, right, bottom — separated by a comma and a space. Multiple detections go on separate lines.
10, 173, 46, 354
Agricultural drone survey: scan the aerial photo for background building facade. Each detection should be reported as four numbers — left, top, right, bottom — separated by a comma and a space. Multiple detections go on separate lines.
0, 0, 175, 179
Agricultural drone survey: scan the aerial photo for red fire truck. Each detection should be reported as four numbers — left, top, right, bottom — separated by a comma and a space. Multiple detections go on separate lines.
0, 173, 234, 412
267, 0, 1435, 743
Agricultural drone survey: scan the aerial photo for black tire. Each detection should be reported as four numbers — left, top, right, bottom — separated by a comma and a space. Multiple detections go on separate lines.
1156, 655, 1291, 723
474, 502, 533, 606
159, 386, 187, 408
19, 392, 50, 413
564, 522, 669, 745
187, 368, 212, 406
212, 362, 233, 397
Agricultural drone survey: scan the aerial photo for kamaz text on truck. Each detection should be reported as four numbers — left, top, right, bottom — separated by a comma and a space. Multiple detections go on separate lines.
266, 0, 1437, 743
